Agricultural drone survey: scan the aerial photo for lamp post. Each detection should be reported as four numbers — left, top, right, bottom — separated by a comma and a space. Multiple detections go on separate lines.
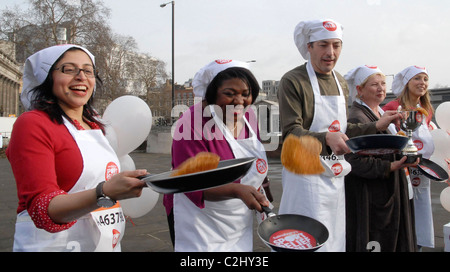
160, 1, 175, 124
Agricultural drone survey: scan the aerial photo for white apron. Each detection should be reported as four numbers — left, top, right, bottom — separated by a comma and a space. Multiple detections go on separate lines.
409, 113, 435, 248
13, 118, 125, 252
174, 106, 268, 251
279, 61, 351, 252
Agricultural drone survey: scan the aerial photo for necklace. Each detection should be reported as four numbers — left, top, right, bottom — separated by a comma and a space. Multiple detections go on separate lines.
72, 119, 100, 130
228, 121, 238, 132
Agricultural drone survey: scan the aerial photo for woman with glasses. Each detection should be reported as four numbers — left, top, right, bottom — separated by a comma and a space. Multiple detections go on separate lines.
7, 45, 148, 251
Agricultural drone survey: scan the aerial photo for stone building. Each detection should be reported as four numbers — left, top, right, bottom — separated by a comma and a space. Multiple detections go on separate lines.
0, 41, 22, 117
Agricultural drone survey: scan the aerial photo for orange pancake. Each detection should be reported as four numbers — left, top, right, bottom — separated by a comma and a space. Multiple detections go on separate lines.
171, 152, 220, 177
415, 107, 429, 116
281, 134, 325, 175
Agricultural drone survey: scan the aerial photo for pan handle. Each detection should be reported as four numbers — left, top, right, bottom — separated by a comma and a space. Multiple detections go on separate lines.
137, 174, 153, 187
261, 205, 276, 217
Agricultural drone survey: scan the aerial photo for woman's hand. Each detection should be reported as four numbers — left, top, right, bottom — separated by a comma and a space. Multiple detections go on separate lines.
390, 156, 420, 172
204, 183, 270, 212
234, 184, 270, 212
377, 110, 403, 131
48, 169, 148, 224
102, 169, 148, 200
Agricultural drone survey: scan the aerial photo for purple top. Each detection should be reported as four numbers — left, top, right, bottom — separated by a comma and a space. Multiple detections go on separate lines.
163, 104, 259, 215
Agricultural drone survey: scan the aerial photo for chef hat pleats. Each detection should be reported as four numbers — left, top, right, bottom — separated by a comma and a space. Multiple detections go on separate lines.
21, 44, 95, 111
192, 60, 250, 99
294, 19, 344, 60
344, 65, 383, 104
391, 66, 428, 97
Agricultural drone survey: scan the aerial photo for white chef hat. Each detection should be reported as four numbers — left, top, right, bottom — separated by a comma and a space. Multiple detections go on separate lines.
344, 65, 384, 103
294, 19, 344, 60
192, 59, 250, 98
21, 44, 95, 110
391, 65, 428, 97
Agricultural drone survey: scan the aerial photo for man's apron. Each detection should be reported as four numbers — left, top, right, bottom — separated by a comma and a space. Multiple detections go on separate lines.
174, 105, 268, 251
409, 112, 435, 248
13, 118, 125, 252
279, 61, 351, 252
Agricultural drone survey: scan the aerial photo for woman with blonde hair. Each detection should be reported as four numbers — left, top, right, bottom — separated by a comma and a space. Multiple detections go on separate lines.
344, 65, 417, 252
383, 65, 437, 250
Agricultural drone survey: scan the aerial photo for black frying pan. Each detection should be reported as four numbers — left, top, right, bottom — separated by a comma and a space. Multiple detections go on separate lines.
138, 157, 256, 194
257, 206, 329, 252
417, 158, 449, 181
346, 134, 408, 155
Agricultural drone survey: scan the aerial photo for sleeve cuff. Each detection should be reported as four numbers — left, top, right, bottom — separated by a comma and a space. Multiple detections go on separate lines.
29, 190, 76, 233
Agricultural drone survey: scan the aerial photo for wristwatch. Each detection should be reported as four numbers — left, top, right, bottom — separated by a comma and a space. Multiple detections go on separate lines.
96, 181, 116, 208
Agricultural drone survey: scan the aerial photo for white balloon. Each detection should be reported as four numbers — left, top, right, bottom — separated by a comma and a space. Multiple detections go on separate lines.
117, 154, 159, 218
430, 129, 450, 162
104, 124, 119, 154
118, 154, 136, 171
430, 155, 449, 183
102, 95, 152, 157
120, 188, 159, 218
440, 187, 450, 212
435, 101, 450, 131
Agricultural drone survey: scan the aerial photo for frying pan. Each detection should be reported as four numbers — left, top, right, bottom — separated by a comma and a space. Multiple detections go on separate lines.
346, 134, 408, 155
138, 157, 256, 194
257, 206, 329, 252
417, 158, 449, 181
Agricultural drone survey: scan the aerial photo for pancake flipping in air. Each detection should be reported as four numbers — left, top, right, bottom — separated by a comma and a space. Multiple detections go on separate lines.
281, 134, 325, 175
171, 152, 220, 177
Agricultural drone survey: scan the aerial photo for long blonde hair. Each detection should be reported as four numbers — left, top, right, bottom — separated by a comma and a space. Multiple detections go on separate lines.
397, 84, 434, 116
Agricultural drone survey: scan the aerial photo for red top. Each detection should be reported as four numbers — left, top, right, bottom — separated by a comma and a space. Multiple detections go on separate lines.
163, 105, 259, 215
7, 110, 99, 232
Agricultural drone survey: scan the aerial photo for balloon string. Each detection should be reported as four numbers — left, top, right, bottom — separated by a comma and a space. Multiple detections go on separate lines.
126, 216, 136, 227
446, 159, 450, 186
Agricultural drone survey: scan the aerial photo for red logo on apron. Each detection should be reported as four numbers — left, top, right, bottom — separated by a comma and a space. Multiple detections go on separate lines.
413, 140, 424, 151
256, 159, 268, 174
323, 21, 337, 31
112, 229, 121, 249
105, 162, 119, 180
331, 163, 343, 176
412, 177, 421, 187
416, 113, 423, 123
328, 120, 340, 132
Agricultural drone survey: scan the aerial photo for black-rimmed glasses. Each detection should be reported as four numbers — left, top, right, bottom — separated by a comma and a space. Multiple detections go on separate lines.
54, 64, 96, 78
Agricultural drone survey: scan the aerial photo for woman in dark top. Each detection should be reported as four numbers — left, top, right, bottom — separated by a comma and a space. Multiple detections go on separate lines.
343, 65, 418, 252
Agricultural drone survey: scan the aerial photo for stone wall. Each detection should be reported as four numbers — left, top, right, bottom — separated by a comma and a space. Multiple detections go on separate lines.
146, 125, 172, 154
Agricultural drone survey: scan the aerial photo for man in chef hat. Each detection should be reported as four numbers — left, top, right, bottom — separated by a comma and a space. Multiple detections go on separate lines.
277, 19, 402, 252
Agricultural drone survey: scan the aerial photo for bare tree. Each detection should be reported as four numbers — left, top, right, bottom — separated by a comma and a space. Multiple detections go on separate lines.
0, 0, 111, 61
131, 53, 171, 120
96, 34, 139, 100
0, 0, 170, 114
133, 53, 168, 93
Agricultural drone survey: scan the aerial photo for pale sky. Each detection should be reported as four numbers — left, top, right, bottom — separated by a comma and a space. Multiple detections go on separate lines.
3, 0, 450, 90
